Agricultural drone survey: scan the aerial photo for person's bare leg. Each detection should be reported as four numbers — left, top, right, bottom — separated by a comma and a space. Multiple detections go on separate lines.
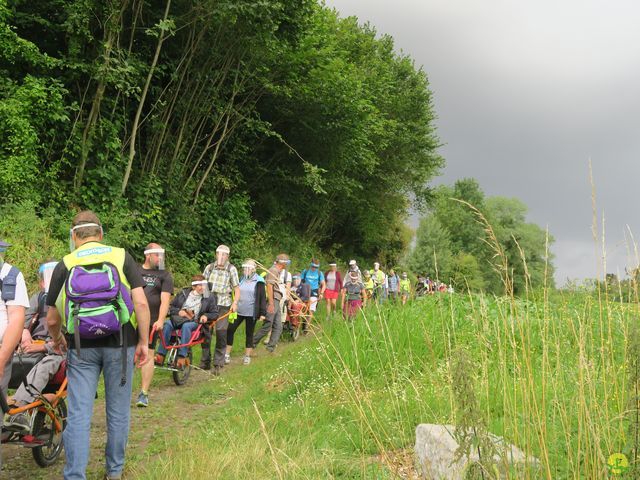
140, 349, 155, 393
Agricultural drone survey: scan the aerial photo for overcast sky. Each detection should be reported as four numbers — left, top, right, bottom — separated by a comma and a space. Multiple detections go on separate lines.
325, 0, 640, 285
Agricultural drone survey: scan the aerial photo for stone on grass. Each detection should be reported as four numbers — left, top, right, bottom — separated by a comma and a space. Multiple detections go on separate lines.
414, 424, 539, 479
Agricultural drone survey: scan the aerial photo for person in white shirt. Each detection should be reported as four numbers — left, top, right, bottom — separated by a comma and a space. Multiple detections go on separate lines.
0, 239, 30, 454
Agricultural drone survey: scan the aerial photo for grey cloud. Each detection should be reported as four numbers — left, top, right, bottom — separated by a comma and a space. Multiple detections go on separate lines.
326, 0, 640, 284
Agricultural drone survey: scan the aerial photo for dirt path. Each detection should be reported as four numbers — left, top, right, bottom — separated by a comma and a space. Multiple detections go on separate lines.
2, 354, 263, 480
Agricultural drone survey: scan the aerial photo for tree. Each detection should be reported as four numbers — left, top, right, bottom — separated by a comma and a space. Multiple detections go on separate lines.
451, 252, 485, 292
407, 215, 453, 281
410, 183, 555, 294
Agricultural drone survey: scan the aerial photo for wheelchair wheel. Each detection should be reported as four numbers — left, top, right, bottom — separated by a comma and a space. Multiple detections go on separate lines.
32, 399, 67, 467
291, 322, 300, 342
172, 349, 192, 386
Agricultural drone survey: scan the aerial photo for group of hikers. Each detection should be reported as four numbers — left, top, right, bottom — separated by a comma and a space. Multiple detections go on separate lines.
0, 209, 451, 479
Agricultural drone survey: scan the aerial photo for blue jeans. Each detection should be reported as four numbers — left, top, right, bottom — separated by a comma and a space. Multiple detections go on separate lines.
63, 346, 135, 480
156, 321, 197, 358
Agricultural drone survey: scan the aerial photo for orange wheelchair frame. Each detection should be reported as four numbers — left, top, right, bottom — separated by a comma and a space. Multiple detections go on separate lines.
1, 361, 67, 467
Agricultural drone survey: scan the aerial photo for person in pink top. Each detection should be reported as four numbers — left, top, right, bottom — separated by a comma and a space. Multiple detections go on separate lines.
324, 262, 342, 318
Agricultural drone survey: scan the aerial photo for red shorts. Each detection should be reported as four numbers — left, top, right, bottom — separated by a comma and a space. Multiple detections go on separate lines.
324, 289, 339, 300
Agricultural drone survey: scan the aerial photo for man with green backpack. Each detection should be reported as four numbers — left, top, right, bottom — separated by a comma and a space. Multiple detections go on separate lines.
46, 210, 150, 480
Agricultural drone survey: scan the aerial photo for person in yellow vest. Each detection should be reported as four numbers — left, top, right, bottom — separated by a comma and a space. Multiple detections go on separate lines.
362, 270, 374, 300
47, 211, 150, 480
371, 262, 386, 303
399, 272, 411, 305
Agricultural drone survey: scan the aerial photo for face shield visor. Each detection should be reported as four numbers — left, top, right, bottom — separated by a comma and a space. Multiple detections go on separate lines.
191, 280, 208, 296
276, 258, 291, 268
310, 262, 320, 270
39, 261, 58, 293
215, 245, 230, 267
349, 271, 359, 282
69, 223, 103, 252
242, 263, 256, 278
292, 276, 301, 287
144, 248, 166, 270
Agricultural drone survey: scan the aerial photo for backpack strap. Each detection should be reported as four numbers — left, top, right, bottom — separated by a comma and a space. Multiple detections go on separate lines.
0, 265, 20, 302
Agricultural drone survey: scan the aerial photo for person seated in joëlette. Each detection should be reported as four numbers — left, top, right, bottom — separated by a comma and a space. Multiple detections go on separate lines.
154, 275, 218, 368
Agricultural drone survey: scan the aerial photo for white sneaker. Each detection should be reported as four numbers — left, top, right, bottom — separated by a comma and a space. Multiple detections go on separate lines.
224, 353, 231, 365
243, 355, 251, 365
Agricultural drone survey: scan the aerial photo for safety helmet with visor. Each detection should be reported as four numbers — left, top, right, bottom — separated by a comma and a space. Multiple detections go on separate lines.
69, 222, 103, 252
144, 247, 166, 271
39, 261, 58, 293
215, 244, 230, 267
242, 259, 257, 279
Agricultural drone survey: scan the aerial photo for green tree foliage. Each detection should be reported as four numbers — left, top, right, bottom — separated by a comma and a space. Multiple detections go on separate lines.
407, 215, 452, 281
0, 0, 442, 275
408, 179, 554, 294
451, 252, 485, 291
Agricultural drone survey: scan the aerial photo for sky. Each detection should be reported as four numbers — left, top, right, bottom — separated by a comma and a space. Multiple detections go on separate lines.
324, 0, 640, 285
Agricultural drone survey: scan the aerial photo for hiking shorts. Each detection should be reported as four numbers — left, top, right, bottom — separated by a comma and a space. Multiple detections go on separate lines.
324, 290, 339, 300
310, 296, 319, 312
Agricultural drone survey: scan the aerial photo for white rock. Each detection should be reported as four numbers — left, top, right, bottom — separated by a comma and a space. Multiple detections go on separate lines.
414, 424, 539, 479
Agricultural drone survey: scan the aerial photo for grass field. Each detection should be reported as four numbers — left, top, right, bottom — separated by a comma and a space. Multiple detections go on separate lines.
118, 286, 637, 479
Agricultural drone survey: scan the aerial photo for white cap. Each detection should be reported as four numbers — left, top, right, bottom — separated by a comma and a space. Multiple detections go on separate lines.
349, 259, 356, 266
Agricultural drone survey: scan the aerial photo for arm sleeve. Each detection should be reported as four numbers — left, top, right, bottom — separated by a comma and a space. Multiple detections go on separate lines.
123, 252, 144, 289
46, 262, 68, 307
162, 273, 174, 293
169, 291, 183, 317
203, 297, 219, 321
230, 266, 240, 288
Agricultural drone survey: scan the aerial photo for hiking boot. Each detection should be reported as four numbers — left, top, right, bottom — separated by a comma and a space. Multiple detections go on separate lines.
242, 355, 251, 365
213, 365, 222, 376
266, 345, 275, 353
224, 353, 231, 365
6, 412, 30, 432
136, 392, 149, 408
199, 361, 211, 370
104, 473, 122, 480
154, 353, 165, 366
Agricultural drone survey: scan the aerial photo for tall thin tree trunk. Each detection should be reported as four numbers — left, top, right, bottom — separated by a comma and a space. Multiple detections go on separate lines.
121, 0, 172, 194
75, 1, 128, 191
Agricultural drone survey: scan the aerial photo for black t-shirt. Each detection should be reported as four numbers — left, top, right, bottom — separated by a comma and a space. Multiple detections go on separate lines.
47, 243, 145, 348
139, 267, 174, 323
